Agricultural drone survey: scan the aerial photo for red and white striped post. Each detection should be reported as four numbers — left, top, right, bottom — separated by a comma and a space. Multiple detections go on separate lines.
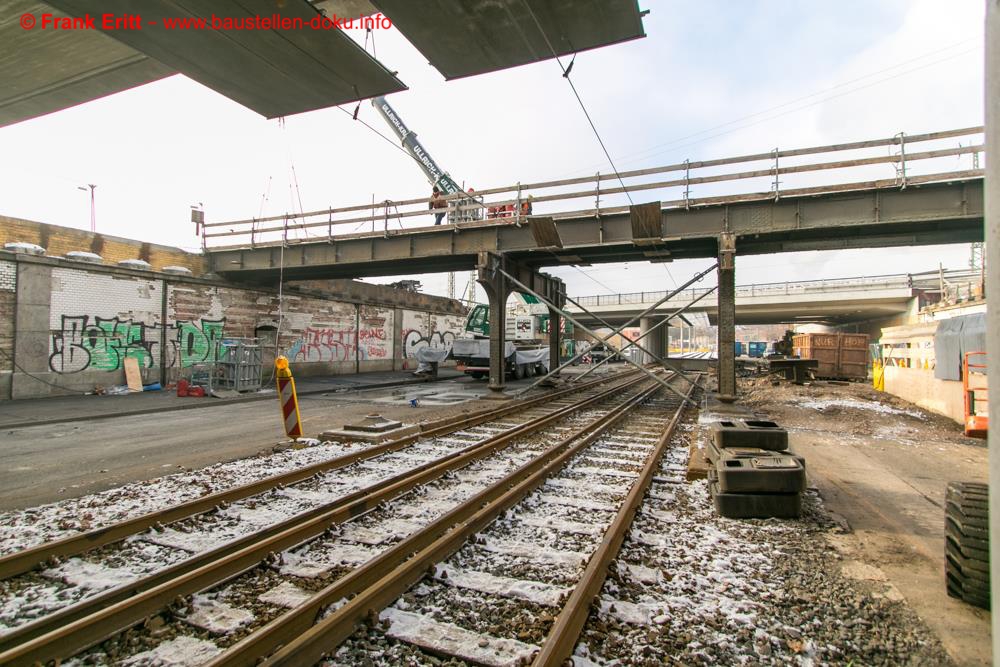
275, 355, 302, 439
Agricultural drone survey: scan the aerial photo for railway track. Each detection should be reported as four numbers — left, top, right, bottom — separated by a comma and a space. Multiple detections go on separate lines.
0, 369, 665, 665
234, 374, 698, 667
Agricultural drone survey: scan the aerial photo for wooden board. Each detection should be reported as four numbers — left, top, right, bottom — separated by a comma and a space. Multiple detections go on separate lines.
123, 356, 143, 393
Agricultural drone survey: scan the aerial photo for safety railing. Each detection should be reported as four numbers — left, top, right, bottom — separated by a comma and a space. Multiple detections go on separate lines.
201, 126, 985, 249
569, 270, 980, 308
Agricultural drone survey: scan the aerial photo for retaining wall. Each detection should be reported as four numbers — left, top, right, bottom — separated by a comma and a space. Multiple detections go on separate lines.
0, 251, 466, 399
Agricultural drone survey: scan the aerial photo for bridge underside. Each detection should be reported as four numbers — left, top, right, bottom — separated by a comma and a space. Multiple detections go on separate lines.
210, 179, 984, 284
571, 296, 914, 327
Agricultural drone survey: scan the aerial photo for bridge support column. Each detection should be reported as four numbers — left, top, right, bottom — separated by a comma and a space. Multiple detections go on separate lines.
984, 0, 998, 650
717, 233, 737, 401
639, 317, 657, 364
547, 308, 561, 375
477, 252, 565, 395
477, 265, 510, 395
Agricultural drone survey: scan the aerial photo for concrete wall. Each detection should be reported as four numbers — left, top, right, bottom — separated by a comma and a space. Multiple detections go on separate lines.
879, 321, 967, 424
1, 251, 467, 399
883, 366, 965, 424
0, 215, 207, 274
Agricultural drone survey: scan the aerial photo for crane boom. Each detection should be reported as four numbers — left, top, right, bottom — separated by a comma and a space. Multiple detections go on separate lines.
372, 96, 463, 196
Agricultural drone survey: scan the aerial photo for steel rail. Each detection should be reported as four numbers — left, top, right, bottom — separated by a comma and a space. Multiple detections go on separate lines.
533, 376, 700, 666
0, 369, 636, 582
253, 376, 677, 667
0, 373, 647, 666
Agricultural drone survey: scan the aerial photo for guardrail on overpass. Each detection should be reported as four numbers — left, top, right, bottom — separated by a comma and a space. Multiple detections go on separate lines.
202, 127, 984, 250
570, 268, 982, 308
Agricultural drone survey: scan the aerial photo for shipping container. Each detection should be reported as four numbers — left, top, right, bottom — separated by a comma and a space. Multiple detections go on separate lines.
735, 341, 745, 357
792, 332, 869, 379
748, 341, 767, 358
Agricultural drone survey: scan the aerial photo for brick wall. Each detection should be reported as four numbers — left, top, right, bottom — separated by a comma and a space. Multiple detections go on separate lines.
0, 216, 207, 274
48, 268, 164, 376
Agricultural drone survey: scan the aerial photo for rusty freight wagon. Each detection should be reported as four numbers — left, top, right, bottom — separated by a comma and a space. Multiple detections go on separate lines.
792, 333, 869, 380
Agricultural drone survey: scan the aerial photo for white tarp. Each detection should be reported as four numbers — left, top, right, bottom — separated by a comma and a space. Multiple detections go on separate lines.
416, 347, 450, 363
451, 339, 548, 369
515, 347, 549, 370
452, 339, 516, 359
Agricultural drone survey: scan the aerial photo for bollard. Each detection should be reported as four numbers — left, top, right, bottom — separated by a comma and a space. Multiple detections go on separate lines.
275, 356, 303, 438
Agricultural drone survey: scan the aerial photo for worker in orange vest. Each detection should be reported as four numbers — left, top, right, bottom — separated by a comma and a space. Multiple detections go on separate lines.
520, 195, 533, 217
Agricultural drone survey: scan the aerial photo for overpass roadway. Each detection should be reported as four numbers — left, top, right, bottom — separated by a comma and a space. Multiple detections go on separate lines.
206, 178, 985, 284
566, 273, 926, 326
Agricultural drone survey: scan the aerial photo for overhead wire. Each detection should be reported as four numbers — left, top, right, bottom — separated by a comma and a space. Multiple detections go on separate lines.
564, 42, 981, 176
518, 0, 678, 290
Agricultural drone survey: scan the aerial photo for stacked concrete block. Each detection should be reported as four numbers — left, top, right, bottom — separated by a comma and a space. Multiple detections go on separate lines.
705, 419, 805, 519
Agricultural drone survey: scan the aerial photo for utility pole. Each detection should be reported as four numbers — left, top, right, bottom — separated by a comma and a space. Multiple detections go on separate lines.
984, 0, 998, 655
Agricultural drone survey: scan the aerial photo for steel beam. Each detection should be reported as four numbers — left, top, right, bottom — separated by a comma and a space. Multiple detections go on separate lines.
498, 269, 697, 406
476, 253, 564, 393
209, 180, 984, 283
563, 294, 677, 375
515, 264, 716, 396
547, 307, 561, 376
572, 286, 717, 383
717, 233, 737, 400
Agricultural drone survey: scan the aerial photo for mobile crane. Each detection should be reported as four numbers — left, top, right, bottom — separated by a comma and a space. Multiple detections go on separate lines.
372, 97, 552, 379
371, 96, 479, 224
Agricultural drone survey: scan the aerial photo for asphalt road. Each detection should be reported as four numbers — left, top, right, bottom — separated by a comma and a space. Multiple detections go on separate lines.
0, 374, 563, 511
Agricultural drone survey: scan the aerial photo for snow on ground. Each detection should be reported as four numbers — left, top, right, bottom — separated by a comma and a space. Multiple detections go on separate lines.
0, 439, 406, 556
797, 398, 925, 419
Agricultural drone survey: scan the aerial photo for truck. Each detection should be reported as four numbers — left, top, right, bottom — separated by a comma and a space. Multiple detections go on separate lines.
451, 297, 571, 380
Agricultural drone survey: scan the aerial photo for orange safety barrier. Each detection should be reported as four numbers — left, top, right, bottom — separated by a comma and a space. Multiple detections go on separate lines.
275, 355, 303, 439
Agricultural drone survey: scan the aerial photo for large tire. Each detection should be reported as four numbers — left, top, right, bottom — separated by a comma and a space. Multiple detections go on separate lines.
469, 371, 485, 380
513, 363, 526, 380
945, 481, 990, 610
534, 363, 547, 377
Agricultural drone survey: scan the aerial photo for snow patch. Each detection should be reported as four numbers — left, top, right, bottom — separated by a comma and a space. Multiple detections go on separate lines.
434, 564, 570, 607
121, 636, 222, 666
380, 608, 538, 667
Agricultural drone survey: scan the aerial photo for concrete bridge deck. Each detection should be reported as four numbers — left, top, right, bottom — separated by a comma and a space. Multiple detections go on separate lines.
565, 271, 960, 326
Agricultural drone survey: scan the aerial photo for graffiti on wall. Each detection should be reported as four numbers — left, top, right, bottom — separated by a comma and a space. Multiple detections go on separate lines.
169, 319, 226, 369
358, 326, 389, 359
402, 330, 456, 359
288, 327, 356, 362
48, 315, 226, 373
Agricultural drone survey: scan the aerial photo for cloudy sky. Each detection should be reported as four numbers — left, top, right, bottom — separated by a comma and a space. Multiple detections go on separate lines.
0, 0, 987, 302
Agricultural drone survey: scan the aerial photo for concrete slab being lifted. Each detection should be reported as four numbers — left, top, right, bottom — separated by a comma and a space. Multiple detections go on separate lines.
371, 0, 646, 80
2, 0, 405, 127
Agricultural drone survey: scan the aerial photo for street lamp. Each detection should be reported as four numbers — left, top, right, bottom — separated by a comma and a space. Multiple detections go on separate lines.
76, 184, 96, 232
